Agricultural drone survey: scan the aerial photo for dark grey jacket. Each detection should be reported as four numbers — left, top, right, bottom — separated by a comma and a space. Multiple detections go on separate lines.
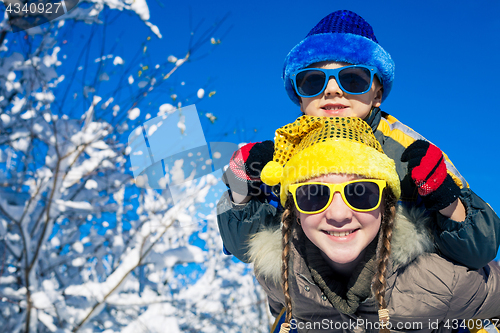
247, 207, 500, 333
216, 108, 500, 269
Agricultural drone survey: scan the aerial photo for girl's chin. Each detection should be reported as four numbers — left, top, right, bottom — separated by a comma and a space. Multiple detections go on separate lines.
324, 250, 362, 265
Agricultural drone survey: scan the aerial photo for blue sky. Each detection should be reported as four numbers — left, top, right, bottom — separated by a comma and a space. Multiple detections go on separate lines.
102, 0, 500, 257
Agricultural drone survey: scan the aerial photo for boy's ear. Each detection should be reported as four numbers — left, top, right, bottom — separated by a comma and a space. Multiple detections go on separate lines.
373, 85, 383, 108
296, 92, 305, 114
299, 100, 306, 115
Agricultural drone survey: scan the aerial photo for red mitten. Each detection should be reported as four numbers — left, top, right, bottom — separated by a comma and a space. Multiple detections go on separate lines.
221, 141, 274, 197
401, 140, 461, 211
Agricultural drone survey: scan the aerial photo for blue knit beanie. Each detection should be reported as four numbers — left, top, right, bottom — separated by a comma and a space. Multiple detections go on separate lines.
283, 10, 395, 105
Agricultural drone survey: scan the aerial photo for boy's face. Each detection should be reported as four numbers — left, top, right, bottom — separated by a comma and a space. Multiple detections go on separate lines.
299, 62, 383, 119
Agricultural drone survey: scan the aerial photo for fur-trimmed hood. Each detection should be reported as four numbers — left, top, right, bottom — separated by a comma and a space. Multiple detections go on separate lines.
248, 205, 435, 286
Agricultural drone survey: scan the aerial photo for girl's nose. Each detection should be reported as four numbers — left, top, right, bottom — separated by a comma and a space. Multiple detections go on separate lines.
324, 192, 353, 222
323, 77, 343, 97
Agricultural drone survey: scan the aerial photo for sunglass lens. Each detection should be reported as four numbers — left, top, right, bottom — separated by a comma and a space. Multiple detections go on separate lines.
296, 184, 330, 212
295, 70, 326, 96
344, 181, 380, 210
338, 67, 372, 94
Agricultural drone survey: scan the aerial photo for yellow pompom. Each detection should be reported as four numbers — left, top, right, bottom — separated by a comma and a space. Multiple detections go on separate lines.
261, 161, 283, 186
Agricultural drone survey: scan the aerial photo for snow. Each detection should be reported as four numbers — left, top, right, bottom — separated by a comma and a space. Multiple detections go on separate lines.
73, 241, 85, 253
0, 276, 17, 284
42, 47, 60, 67
55, 200, 94, 211
113, 56, 124, 65
145, 22, 162, 39
85, 179, 98, 189
72, 257, 86, 267
158, 103, 175, 116
0, 197, 26, 221
129, 107, 140, 120
34, 92, 55, 103
149, 245, 205, 268
128, 0, 150, 21
20, 110, 36, 120
121, 304, 181, 333
43, 113, 52, 123
197, 88, 205, 99
11, 136, 29, 152
1, 114, 10, 124
0, 3, 270, 332
101, 97, 114, 109
50, 237, 60, 247
90, 140, 110, 149
11, 96, 25, 114
31, 291, 52, 309
38, 311, 57, 332
100, 72, 110, 81
147, 123, 158, 136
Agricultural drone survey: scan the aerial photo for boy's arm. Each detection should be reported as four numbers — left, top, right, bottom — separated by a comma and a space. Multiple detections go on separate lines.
230, 191, 252, 204
438, 198, 465, 222
216, 141, 278, 262
216, 191, 281, 263
401, 140, 500, 269
376, 114, 499, 269
434, 188, 500, 269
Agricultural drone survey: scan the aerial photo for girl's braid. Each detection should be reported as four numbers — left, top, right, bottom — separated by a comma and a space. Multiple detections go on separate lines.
372, 189, 397, 333
281, 196, 296, 330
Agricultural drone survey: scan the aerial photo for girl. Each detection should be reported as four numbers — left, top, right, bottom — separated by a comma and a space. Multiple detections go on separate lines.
218, 9, 500, 274
247, 116, 500, 333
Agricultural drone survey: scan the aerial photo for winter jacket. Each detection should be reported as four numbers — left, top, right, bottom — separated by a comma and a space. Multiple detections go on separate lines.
247, 206, 500, 333
216, 108, 500, 268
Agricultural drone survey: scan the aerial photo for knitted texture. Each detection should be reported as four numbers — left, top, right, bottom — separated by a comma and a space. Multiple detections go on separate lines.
229, 142, 260, 182
222, 141, 274, 196
260, 116, 400, 206
283, 10, 394, 105
306, 10, 378, 42
401, 140, 461, 211
305, 237, 378, 314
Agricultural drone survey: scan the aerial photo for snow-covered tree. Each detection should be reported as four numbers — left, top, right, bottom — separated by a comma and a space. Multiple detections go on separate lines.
0, 2, 269, 332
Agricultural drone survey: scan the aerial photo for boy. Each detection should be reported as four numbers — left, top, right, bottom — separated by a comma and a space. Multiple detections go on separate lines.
217, 10, 500, 271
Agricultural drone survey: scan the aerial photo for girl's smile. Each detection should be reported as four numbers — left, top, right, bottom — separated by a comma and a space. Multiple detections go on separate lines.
298, 173, 382, 275
321, 228, 359, 239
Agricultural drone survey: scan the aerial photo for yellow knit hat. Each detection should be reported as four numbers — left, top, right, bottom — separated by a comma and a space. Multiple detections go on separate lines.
261, 116, 401, 206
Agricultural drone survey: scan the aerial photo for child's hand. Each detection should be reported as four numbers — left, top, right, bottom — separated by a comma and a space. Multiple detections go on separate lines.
401, 140, 461, 211
221, 141, 274, 200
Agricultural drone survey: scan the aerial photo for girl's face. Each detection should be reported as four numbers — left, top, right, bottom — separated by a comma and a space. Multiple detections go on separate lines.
297, 173, 382, 275
299, 62, 383, 119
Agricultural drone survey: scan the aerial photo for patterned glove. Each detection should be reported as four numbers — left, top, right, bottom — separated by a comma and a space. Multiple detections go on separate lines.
222, 141, 274, 197
401, 140, 461, 211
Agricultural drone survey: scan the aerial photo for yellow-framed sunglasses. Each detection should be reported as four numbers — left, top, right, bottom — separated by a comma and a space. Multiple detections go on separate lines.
289, 179, 387, 214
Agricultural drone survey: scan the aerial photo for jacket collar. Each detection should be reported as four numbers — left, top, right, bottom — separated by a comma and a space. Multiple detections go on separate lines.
363, 107, 382, 133
247, 205, 435, 285
306, 237, 378, 314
